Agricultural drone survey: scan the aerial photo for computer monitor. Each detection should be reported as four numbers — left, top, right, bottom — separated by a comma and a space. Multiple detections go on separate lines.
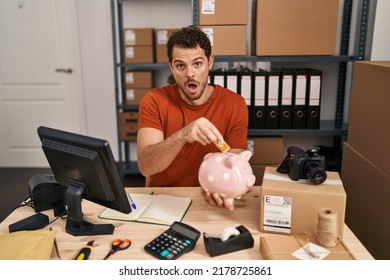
37, 126, 132, 236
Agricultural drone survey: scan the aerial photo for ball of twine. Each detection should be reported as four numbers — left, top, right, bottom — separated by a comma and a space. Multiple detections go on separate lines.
317, 208, 338, 247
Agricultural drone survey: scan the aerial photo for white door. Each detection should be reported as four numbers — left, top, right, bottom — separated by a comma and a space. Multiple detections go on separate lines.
0, 0, 85, 167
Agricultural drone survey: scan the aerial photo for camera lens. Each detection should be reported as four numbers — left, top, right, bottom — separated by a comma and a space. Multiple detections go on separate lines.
306, 166, 327, 184
304, 162, 327, 184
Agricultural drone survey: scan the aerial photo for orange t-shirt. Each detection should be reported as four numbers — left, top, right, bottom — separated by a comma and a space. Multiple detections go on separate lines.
138, 84, 248, 187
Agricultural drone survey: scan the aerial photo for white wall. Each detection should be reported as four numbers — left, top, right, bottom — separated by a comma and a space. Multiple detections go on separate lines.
370, 0, 390, 60
76, 1, 120, 158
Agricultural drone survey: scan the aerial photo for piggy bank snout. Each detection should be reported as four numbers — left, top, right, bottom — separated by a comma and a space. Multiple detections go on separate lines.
247, 174, 256, 187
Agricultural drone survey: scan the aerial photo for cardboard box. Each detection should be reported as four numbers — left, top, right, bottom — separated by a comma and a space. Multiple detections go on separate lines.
198, 0, 248, 25
119, 111, 138, 125
260, 234, 355, 260
260, 167, 346, 238
255, 0, 339, 56
125, 71, 153, 88
123, 28, 153, 46
155, 29, 177, 63
201, 25, 247, 56
247, 137, 284, 165
251, 164, 278, 186
347, 61, 390, 176
125, 88, 150, 105
247, 136, 284, 186
341, 142, 390, 260
119, 111, 138, 141
119, 123, 138, 141
125, 46, 154, 63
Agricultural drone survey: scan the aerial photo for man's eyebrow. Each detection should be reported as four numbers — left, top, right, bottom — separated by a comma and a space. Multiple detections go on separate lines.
172, 56, 205, 64
192, 56, 205, 61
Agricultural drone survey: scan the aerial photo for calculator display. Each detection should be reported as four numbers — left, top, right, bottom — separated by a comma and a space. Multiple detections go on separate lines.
171, 223, 198, 240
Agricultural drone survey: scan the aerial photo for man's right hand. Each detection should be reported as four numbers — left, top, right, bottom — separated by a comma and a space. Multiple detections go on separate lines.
179, 117, 224, 146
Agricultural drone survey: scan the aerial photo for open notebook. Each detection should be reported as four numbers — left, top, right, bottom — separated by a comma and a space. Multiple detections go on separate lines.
99, 193, 192, 226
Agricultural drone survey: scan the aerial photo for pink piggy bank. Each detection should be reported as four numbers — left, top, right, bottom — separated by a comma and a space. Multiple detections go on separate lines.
198, 150, 256, 204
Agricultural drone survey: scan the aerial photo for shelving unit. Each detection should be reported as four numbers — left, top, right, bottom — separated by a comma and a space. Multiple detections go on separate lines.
111, 0, 372, 176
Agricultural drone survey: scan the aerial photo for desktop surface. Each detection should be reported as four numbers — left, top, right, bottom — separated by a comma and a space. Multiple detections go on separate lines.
0, 186, 374, 260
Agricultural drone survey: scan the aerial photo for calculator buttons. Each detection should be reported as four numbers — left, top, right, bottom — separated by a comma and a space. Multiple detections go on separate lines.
144, 222, 200, 260
145, 233, 192, 260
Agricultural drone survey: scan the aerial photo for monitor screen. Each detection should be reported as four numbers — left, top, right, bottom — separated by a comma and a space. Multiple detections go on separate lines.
37, 126, 132, 236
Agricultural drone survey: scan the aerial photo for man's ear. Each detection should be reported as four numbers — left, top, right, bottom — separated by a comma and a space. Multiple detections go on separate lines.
208, 55, 214, 70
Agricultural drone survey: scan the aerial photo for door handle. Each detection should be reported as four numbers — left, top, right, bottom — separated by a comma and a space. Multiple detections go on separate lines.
55, 68, 73, 74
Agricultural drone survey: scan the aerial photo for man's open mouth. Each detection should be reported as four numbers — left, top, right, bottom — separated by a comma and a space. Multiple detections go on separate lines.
187, 82, 198, 93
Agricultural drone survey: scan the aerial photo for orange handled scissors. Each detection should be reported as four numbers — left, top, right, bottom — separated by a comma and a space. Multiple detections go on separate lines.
103, 238, 131, 260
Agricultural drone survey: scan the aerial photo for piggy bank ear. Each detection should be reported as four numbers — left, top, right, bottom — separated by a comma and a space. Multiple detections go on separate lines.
225, 156, 237, 168
239, 150, 253, 161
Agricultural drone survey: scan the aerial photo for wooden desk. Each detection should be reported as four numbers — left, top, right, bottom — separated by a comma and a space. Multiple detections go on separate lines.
0, 186, 374, 260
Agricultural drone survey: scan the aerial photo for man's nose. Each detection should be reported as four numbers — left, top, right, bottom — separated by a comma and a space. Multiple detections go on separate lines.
186, 66, 195, 78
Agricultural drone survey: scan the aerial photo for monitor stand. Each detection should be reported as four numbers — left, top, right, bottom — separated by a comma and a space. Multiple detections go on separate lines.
65, 183, 114, 236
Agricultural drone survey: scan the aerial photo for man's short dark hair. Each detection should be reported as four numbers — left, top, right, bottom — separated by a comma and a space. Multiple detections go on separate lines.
167, 25, 212, 63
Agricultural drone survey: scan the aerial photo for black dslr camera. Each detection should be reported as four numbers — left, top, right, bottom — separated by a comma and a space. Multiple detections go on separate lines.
277, 146, 327, 184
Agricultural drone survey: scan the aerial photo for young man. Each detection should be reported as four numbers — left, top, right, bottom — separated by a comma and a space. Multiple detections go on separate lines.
137, 25, 248, 211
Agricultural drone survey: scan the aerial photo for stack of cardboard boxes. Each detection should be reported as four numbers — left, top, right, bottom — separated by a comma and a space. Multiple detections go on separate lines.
123, 27, 178, 64
119, 111, 138, 141
124, 28, 154, 63
120, 71, 153, 141
124, 71, 152, 106
123, 0, 341, 60
259, 167, 350, 259
196, 0, 339, 57
341, 61, 390, 259
198, 0, 248, 56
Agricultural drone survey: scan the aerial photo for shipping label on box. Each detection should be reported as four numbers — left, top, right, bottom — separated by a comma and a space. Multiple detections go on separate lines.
124, 28, 153, 46
260, 167, 346, 238
156, 30, 170, 44
125, 29, 136, 46
263, 195, 292, 234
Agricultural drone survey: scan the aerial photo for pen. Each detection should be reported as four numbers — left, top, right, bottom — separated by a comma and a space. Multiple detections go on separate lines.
128, 194, 137, 210
75, 240, 94, 260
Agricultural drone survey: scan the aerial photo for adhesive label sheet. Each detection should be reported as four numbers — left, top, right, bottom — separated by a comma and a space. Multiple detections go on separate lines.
263, 195, 292, 233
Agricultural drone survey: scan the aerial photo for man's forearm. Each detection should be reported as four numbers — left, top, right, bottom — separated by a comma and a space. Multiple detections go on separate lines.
138, 130, 186, 177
